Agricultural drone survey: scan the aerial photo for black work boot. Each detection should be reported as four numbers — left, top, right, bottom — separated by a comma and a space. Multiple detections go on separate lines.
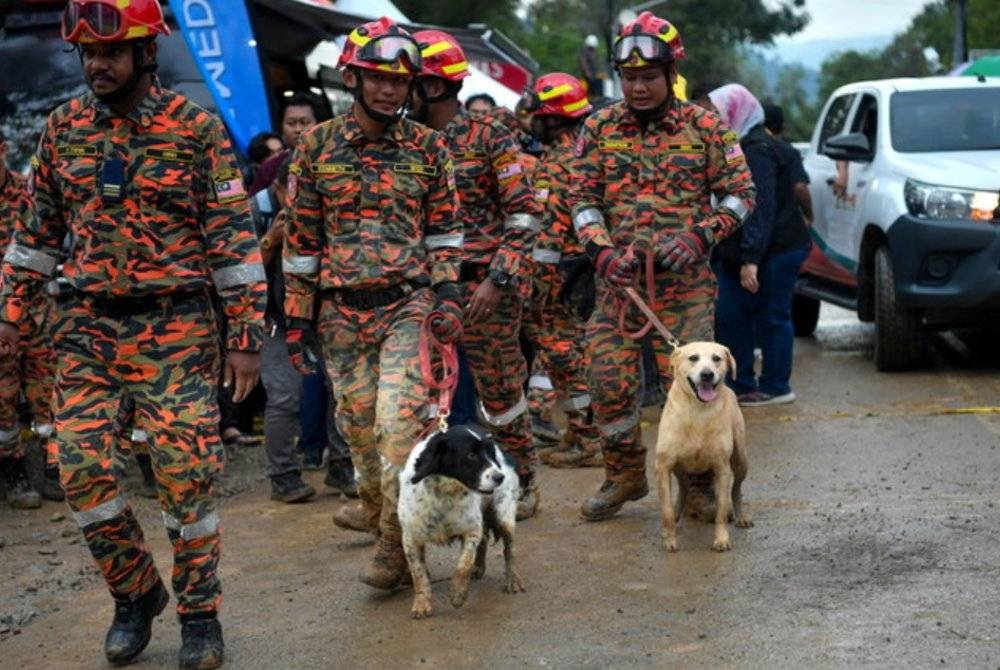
269, 471, 316, 503
324, 459, 358, 498
105, 578, 170, 665
580, 471, 649, 521
135, 453, 159, 500
2, 455, 42, 509
40, 465, 65, 502
178, 616, 224, 670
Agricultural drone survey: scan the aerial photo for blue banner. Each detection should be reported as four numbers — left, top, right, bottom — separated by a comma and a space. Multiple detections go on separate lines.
167, 0, 271, 154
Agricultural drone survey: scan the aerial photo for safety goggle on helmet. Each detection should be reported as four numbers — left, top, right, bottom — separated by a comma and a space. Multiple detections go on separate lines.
61, 0, 170, 44
338, 17, 423, 75
612, 11, 684, 68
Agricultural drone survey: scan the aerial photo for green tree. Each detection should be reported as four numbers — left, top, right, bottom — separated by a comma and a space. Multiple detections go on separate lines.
393, 0, 521, 28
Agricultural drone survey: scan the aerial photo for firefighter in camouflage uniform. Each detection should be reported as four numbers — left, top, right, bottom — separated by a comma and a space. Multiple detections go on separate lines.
0, 128, 49, 509
566, 12, 756, 521
409, 29, 542, 519
0, 2, 265, 667
520, 73, 603, 469
282, 17, 462, 589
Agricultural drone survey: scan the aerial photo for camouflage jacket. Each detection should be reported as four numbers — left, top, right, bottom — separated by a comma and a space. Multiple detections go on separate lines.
282, 110, 461, 320
0, 80, 265, 352
0, 170, 29, 260
442, 109, 540, 278
531, 130, 586, 290
567, 99, 756, 255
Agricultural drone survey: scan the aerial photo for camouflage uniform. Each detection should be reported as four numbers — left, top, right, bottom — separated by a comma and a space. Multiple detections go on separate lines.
0, 171, 55, 458
445, 109, 540, 479
568, 98, 755, 480
282, 111, 460, 517
0, 80, 266, 617
528, 131, 601, 456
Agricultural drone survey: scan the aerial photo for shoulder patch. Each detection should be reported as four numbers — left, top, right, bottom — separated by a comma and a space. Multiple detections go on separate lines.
725, 142, 744, 163
289, 163, 303, 175
212, 169, 246, 204
722, 130, 739, 145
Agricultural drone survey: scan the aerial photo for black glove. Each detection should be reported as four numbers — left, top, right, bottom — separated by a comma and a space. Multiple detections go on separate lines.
285, 318, 321, 375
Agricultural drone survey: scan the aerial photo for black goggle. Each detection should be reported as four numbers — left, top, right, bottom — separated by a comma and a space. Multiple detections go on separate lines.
612, 34, 673, 65
62, 3, 125, 41
357, 34, 423, 71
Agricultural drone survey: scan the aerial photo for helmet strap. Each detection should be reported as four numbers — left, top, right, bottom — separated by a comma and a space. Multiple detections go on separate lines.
348, 68, 408, 125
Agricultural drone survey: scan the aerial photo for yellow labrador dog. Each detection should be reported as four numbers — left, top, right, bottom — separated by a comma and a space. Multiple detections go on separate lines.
655, 342, 752, 552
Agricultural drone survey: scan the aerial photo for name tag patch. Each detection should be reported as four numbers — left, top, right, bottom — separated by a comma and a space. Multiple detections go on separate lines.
145, 148, 194, 163
57, 144, 98, 157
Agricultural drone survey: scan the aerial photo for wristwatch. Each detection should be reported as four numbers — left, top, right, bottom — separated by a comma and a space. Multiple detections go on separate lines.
260, 236, 272, 251
487, 269, 513, 288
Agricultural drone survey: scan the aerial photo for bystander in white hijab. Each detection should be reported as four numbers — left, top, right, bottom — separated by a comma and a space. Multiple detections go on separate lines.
707, 84, 765, 139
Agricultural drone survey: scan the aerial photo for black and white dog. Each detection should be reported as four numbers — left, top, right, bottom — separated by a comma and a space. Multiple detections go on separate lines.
398, 424, 525, 619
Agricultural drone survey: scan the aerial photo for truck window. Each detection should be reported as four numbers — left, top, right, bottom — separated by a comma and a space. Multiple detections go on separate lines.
850, 94, 878, 153
818, 93, 856, 152
890, 88, 1000, 152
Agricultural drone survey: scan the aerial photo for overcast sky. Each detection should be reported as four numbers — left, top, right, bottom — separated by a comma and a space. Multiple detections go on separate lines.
776, 0, 931, 42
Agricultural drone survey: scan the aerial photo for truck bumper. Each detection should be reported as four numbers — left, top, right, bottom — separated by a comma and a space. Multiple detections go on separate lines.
887, 214, 1000, 310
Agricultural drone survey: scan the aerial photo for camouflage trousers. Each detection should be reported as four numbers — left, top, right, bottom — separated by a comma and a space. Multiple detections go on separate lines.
0, 296, 55, 459
524, 296, 597, 440
54, 293, 224, 616
318, 288, 434, 513
587, 267, 715, 479
459, 274, 533, 478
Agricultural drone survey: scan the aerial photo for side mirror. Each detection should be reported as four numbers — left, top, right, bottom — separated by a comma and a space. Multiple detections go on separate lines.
822, 132, 873, 162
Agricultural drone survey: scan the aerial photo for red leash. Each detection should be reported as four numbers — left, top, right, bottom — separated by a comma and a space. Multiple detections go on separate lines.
418, 309, 460, 437
614, 244, 682, 349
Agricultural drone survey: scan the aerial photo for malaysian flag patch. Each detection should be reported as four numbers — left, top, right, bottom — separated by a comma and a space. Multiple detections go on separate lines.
213, 169, 247, 204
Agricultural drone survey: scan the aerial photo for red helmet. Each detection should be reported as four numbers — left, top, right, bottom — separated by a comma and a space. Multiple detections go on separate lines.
62, 0, 170, 44
337, 17, 422, 76
613, 11, 685, 68
521, 73, 592, 119
413, 29, 470, 82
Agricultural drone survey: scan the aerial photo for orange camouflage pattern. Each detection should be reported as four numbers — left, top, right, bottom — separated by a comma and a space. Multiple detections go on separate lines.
282, 111, 461, 321
0, 79, 265, 353
567, 99, 755, 478
0, 171, 55, 457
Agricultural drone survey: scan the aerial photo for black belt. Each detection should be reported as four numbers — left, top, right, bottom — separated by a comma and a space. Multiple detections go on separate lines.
459, 262, 489, 283
325, 279, 428, 310
73, 288, 207, 318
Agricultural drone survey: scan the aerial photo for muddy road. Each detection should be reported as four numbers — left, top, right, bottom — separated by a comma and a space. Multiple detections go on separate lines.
3, 306, 1000, 669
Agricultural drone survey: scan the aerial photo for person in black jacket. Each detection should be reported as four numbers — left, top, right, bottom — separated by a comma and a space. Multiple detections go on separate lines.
703, 85, 811, 406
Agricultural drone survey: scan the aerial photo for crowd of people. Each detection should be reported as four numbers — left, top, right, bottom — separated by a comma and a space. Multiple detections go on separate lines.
0, 1, 814, 668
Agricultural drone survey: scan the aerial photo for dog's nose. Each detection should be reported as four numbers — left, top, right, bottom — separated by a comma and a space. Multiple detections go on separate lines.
699, 369, 715, 382
491, 472, 505, 485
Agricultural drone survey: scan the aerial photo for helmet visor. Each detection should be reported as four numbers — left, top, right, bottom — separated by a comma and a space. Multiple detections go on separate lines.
62, 2, 124, 41
519, 88, 541, 113
612, 34, 672, 66
357, 34, 423, 71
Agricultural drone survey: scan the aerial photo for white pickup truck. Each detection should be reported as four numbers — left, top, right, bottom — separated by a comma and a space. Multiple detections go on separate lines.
793, 76, 1000, 370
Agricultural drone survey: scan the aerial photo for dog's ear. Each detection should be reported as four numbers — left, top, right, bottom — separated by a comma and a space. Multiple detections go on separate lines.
670, 346, 684, 373
722, 346, 737, 380
411, 433, 446, 484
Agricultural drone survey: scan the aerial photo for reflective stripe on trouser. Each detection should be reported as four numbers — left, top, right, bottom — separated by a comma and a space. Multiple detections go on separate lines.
54, 296, 224, 615
0, 296, 56, 460
318, 289, 434, 510
459, 280, 533, 477
587, 269, 715, 477
529, 296, 597, 440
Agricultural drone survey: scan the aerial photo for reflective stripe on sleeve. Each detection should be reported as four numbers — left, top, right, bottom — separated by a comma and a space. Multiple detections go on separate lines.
3, 244, 58, 276
212, 262, 266, 290
718, 195, 751, 223
562, 393, 592, 411
528, 374, 553, 391
284, 255, 320, 274
532, 248, 562, 264
572, 206, 604, 233
425, 233, 464, 250
504, 213, 539, 232
73, 496, 127, 527
480, 395, 529, 427
162, 510, 220, 541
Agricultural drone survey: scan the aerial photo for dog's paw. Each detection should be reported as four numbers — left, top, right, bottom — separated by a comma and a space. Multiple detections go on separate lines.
411, 595, 434, 619
735, 516, 754, 529
449, 581, 471, 608
712, 536, 732, 552
503, 570, 526, 594
662, 537, 678, 552
471, 564, 486, 580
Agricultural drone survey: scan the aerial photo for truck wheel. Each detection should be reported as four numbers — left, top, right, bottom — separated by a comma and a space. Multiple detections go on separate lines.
873, 246, 924, 371
792, 294, 820, 337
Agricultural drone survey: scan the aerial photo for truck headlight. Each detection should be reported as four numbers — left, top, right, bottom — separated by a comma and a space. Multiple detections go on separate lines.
905, 179, 999, 222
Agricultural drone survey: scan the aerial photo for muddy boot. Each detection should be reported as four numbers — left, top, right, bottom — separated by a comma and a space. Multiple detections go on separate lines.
105, 578, 169, 665
270, 471, 316, 504
580, 470, 649, 521
530, 411, 562, 444
324, 458, 359, 498
178, 616, 224, 670
40, 465, 65, 502
333, 499, 380, 534
359, 506, 409, 590
135, 453, 159, 500
516, 473, 540, 521
2, 455, 42, 509
546, 424, 602, 469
